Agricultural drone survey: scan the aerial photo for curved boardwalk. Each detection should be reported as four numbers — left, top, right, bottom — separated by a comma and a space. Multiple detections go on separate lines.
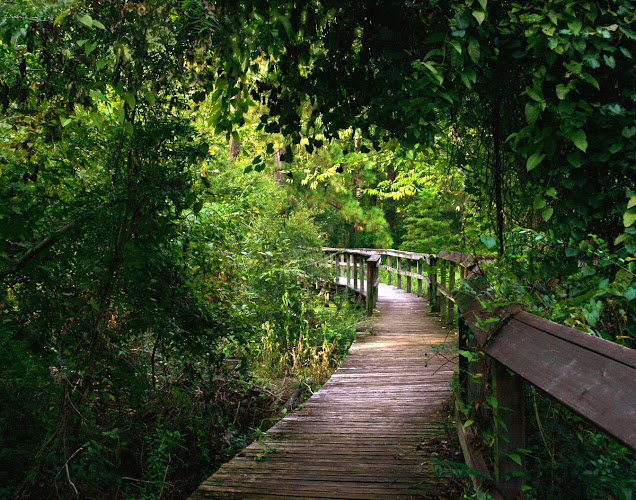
190, 283, 458, 499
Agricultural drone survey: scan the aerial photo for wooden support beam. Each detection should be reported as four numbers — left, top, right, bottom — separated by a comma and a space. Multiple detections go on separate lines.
493, 361, 526, 500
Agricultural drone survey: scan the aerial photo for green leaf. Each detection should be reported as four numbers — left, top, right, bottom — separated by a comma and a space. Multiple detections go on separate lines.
508, 453, 523, 466
614, 233, 631, 245
526, 152, 545, 171
521, 486, 533, 492
472, 10, 485, 25
525, 86, 543, 102
123, 93, 136, 109
567, 152, 582, 167
96, 59, 108, 71
624, 210, 636, 227
628, 195, 636, 210
85, 41, 98, 56
525, 102, 540, 125
533, 195, 547, 210
92, 19, 106, 30
542, 207, 554, 221
569, 129, 588, 152
463, 419, 474, 428
478, 0, 487, 9
89, 90, 106, 101
480, 234, 497, 249
77, 14, 93, 28
546, 187, 557, 198
567, 18, 582, 35
449, 39, 462, 54
144, 90, 156, 106
581, 73, 600, 90
192, 200, 203, 215
603, 54, 616, 69
468, 38, 480, 64
556, 84, 569, 100
622, 126, 636, 139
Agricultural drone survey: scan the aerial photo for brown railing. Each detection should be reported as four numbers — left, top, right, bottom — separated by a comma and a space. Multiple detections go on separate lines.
323, 247, 636, 500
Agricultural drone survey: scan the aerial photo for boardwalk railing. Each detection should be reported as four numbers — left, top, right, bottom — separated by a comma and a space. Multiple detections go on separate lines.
324, 247, 636, 500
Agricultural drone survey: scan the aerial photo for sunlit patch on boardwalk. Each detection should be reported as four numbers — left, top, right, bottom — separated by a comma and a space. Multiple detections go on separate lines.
189, 283, 459, 499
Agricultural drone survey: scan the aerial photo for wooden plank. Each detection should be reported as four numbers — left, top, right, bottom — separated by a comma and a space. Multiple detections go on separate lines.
485, 317, 636, 450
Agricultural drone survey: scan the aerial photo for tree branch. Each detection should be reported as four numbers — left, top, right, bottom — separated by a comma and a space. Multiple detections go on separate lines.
0, 222, 74, 279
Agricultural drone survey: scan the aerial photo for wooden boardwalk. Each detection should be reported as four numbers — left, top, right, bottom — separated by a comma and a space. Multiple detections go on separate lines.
190, 283, 458, 499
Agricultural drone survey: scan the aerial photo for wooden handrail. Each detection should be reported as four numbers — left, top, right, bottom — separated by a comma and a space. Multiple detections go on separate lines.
323, 247, 636, 499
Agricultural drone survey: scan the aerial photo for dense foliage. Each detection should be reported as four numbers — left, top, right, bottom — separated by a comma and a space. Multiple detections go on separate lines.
1, 0, 634, 498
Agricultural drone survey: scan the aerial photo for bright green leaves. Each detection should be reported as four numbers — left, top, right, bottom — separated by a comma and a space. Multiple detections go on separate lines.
480, 234, 497, 250
568, 129, 588, 152
526, 152, 545, 171
472, 10, 486, 26
76, 13, 106, 30
556, 83, 571, 100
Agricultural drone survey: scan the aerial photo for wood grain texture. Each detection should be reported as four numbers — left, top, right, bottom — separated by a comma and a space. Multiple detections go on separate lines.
189, 284, 459, 499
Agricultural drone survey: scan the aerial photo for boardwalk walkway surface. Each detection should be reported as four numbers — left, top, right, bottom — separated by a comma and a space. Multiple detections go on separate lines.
190, 283, 459, 499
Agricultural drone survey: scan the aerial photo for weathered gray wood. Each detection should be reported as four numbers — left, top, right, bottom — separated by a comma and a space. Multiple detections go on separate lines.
493, 360, 526, 499
484, 316, 636, 450
189, 284, 459, 499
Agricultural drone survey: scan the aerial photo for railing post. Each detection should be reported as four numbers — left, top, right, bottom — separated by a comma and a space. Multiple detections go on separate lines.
387, 255, 392, 286
397, 257, 402, 289
347, 253, 352, 288
353, 256, 358, 291
439, 259, 447, 318
360, 257, 365, 293
417, 259, 423, 297
493, 361, 526, 500
406, 258, 412, 293
335, 252, 340, 281
447, 263, 456, 325
429, 257, 439, 312
366, 257, 376, 316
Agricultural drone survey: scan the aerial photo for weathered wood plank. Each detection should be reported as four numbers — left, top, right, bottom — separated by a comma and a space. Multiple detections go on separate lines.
484, 316, 636, 449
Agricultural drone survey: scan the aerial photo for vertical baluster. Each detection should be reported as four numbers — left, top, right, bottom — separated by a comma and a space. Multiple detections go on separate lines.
417, 258, 423, 297
447, 262, 456, 325
397, 257, 402, 289
429, 256, 439, 312
406, 258, 412, 293
387, 255, 392, 286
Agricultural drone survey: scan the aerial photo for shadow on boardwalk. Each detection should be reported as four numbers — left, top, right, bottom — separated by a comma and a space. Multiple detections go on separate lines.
190, 283, 462, 499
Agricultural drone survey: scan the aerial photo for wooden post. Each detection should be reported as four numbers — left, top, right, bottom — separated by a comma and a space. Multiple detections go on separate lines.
493, 361, 526, 500
447, 263, 456, 325
387, 255, 392, 286
406, 258, 412, 293
417, 259, 423, 297
353, 256, 358, 291
366, 257, 376, 316
458, 316, 469, 394
397, 257, 402, 289
440, 260, 447, 318
429, 257, 439, 312
335, 253, 340, 281
360, 258, 365, 293
347, 253, 352, 288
